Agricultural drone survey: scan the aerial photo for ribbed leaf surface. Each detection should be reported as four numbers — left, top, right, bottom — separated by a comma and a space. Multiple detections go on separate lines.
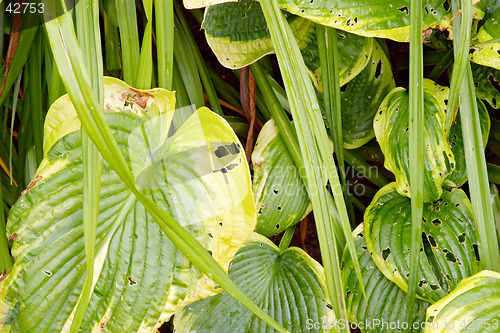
446, 99, 490, 187
425, 270, 500, 333
343, 225, 430, 332
0, 77, 255, 332
252, 120, 310, 237
374, 79, 454, 203
202, 0, 315, 69
202, 0, 372, 88
470, 6, 500, 71
472, 62, 500, 109
174, 233, 331, 332
341, 40, 395, 149
364, 183, 481, 303
275, 0, 450, 42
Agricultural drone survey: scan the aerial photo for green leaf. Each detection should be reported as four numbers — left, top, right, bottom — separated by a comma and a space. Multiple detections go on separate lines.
470, 6, 500, 71
424, 270, 500, 333
252, 119, 324, 237
342, 225, 430, 332
307, 30, 373, 90
341, 39, 395, 149
471, 62, 500, 109
184, 0, 236, 9
174, 232, 333, 332
202, 0, 315, 69
374, 79, 454, 203
275, 0, 451, 42
0, 77, 256, 332
202, 0, 372, 87
446, 99, 490, 188
364, 183, 481, 303
252, 120, 311, 237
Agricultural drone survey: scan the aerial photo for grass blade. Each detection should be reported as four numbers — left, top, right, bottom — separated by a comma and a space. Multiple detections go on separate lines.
453, 0, 500, 272
155, 0, 174, 89
405, 0, 425, 328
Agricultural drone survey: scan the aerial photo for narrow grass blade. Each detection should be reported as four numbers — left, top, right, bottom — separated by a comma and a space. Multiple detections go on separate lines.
406, 0, 425, 328
70, 1, 104, 331
42, 4, 288, 332
136, 0, 153, 89
155, 0, 174, 89
259, 0, 365, 329
453, 0, 500, 271
115, 0, 140, 85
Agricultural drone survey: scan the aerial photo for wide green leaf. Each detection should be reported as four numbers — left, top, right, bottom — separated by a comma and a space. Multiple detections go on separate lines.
174, 232, 333, 332
471, 62, 500, 109
470, 6, 500, 71
202, 1, 315, 69
275, 0, 451, 42
251, 120, 311, 237
446, 98, 490, 187
373, 79, 454, 203
202, 0, 372, 89
0, 77, 256, 332
425, 270, 500, 333
307, 31, 372, 91
342, 224, 430, 332
364, 183, 481, 303
341, 39, 395, 149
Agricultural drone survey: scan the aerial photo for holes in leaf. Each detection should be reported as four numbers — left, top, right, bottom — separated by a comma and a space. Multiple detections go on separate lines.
458, 232, 466, 244
275, 223, 280, 229
418, 280, 427, 288
375, 60, 382, 79
326, 303, 333, 310
398, 6, 409, 15
273, 189, 279, 195
442, 249, 457, 263
219, 221, 223, 226
128, 276, 137, 286
382, 247, 391, 260
431, 218, 442, 227
422, 217, 427, 223
428, 234, 437, 248
337, 33, 346, 39
346, 291, 352, 298
362, 245, 368, 250
208, 232, 213, 238
277, 206, 282, 211
473, 243, 480, 261
488, 73, 500, 93
430, 284, 439, 290
44, 270, 52, 276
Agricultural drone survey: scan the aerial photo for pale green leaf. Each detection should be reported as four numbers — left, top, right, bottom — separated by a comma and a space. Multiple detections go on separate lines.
364, 183, 481, 303
174, 233, 333, 332
275, 0, 451, 42
0, 77, 255, 332
342, 225, 430, 332
424, 270, 500, 333
374, 79, 454, 203
341, 40, 395, 149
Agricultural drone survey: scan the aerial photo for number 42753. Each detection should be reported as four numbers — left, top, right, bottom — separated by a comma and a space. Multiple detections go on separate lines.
5, 2, 44, 14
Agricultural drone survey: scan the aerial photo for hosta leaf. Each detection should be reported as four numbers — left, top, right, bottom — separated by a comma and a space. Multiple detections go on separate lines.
470, 6, 500, 70
0, 77, 256, 332
202, 1, 315, 69
425, 270, 500, 333
184, 0, 235, 9
446, 99, 490, 187
275, 0, 451, 42
252, 120, 311, 237
471, 62, 500, 109
308, 31, 373, 91
374, 79, 454, 203
364, 183, 481, 303
342, 225, 430, 332
341, 39, 395, 149
202, 0, 372, 88
174, 233, 333, 332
